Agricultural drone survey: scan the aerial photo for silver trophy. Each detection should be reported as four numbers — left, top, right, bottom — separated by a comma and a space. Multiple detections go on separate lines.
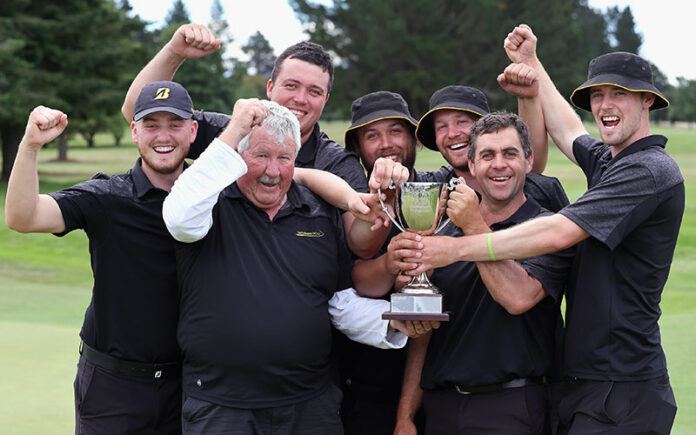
380, 179, 462, 321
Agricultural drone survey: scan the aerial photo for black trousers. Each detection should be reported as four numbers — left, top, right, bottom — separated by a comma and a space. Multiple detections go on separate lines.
73, 354, 181, 435
181, 383, 343, 435
552, 376, 677, 435
422, 383, 549, 434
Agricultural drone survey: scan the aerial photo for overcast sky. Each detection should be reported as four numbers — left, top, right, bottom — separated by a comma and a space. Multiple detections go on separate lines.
129, 0, 694, 84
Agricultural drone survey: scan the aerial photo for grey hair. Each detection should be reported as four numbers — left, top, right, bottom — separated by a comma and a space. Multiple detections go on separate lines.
237, 100, 301, 155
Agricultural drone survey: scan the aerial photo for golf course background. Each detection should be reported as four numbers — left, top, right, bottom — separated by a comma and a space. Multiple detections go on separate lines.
0, 121, 693, 434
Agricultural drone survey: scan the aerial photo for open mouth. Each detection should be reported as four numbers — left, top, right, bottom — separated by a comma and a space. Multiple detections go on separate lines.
490, 176, 511, 182
153, 145, 174, 153
379, 153, 399, 162
449, 142, 468, 151
289, 109, 307, 119
601, 115, 620, 128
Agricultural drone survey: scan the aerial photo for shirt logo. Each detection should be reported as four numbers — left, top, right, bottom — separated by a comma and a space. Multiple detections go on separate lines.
296, 230, 325, 238
154, 87, 170, 100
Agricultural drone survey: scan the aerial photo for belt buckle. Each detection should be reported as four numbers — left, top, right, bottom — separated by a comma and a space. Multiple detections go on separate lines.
455, 385, 471, 395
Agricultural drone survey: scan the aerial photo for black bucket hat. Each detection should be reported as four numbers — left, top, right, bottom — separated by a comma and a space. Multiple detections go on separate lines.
344, 91, 417, 154
416, 86, 490, 151
570, 52, 669, 112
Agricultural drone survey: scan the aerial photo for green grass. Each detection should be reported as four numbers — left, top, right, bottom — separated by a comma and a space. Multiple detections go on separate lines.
1, 121, 695, 433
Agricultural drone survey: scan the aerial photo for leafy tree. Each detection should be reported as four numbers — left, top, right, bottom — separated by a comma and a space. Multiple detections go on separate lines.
291, 0, 608, 118
235, 73, 269, 99
243, 31, 276, 77
648, 61, 671, 122
670, 78, 696, 125
118, 0, 132, 13
613, 6, 642, 53
104, 112, 129, 146
0, 0, 147, 180
165, 0, 190, 26
155, 1, 237, 113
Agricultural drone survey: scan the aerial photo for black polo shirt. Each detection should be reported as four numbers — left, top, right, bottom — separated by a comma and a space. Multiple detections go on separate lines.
558, 134, 684, 381
49, 159, 180, 363
189, 111, 369, 192
420, 198, 573, 389
331, 167, 450, 403
176, 182, 353, 409
417, 166, 569, 212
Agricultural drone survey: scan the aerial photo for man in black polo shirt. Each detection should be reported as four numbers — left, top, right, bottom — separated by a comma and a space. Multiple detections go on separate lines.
392, 112, 572, 434
408, 25, 682, 434
5, 81, 198, 434
121, 24, 387, 260
162, 98, 409, 435
336, 90, 434, 434
414, 84, 568, 214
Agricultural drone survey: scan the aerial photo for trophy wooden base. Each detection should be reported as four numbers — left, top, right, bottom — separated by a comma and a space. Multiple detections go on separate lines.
382, 292, 450, 322
382, 311, 450, 321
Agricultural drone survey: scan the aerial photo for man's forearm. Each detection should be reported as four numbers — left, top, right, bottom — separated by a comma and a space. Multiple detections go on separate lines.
476, 260, 547, 314
293, 168, 355, 210
121, 44, 185, 122
518, 94, 548, 173
456, 214, 587, 262
395, 333, 429, 428
528, 58, 586, 162
6, 143, 65, 233
346, 213, 390, 259
352, 255, 397, 298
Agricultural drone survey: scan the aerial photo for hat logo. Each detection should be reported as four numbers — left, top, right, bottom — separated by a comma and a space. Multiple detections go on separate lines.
154, 87, 170, 100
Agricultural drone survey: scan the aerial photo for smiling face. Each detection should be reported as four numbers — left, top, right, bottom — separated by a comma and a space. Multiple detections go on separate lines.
590, 85, 654, 154
131, 112, 196, 175
237, 126, 296, 218
267, 57, 330, 144
469, 127, 532, 208
356, 118, 416, 173
432, 109, 479, 172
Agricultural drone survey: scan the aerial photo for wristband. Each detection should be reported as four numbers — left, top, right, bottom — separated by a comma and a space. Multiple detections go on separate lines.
487, 232, 497, 261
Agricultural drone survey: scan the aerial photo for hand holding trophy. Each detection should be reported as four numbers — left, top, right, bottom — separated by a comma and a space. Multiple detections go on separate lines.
379, 178, 463, 321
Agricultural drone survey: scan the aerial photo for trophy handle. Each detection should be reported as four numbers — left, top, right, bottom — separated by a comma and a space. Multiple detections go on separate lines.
433, 177, 465, 234
377, 181, 406, 232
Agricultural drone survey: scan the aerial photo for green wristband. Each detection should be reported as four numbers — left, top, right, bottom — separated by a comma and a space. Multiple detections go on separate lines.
487, 232, 497, 261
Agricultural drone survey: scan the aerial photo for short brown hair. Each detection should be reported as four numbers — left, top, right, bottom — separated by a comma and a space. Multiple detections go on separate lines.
468, 112, 531, 161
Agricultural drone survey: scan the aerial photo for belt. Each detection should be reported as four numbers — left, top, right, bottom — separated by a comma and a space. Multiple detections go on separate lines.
454, 376, 546, 395
79, 341, 181, 379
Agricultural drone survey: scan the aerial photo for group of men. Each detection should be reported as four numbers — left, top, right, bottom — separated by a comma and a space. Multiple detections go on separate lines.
5, 20, 683, 435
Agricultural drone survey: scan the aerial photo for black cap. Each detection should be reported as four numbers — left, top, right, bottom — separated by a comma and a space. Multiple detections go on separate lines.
416, 86, 490, 151
570, 52, 669, 112
344, 91, 417, 153
133, 80, 194, 121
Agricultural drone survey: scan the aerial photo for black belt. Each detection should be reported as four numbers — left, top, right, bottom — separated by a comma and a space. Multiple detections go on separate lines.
79, 341, 181, 379
454, 376, 546, 395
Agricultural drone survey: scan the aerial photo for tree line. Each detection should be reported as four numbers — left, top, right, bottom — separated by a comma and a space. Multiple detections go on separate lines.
1, 0, 694, 182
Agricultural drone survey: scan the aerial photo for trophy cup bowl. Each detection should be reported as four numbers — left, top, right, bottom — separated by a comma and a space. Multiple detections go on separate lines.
380, 180, 461, 322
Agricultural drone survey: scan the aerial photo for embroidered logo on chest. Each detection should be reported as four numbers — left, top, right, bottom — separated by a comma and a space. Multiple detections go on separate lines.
295, 230, 325, 238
